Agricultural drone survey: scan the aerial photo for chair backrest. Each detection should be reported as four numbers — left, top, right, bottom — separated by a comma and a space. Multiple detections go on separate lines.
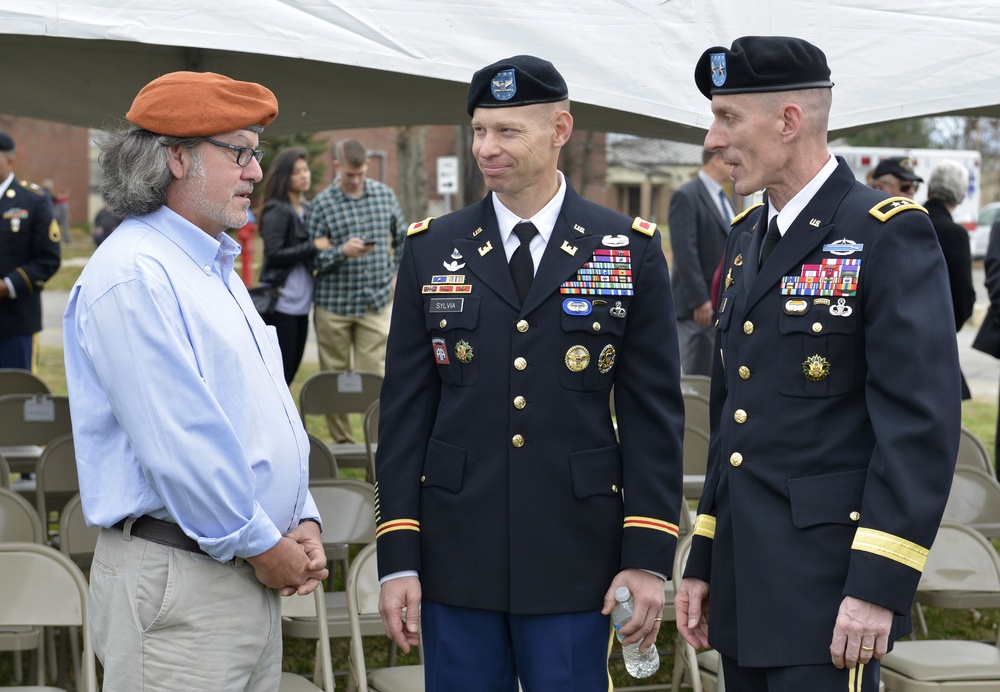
0, 486, 44, 542
957, 427, 993, 474
59, 493, 101, 572
309, 479, 377, 548
680, 374, 711, 398
0, 449, 9, 489
684, 424, 711, 477
0, 542, 98, 692
298, 370, 384, 421
280, 583, 335, 692
308, 433, 339, 481
35, 432, 79, 530
943, 466, 1000, 527
363, 399, 379, 483
0, 368, 51, 397
918, 520, 1000, 593
0, 393, 72, 448
683, 393, 711, 436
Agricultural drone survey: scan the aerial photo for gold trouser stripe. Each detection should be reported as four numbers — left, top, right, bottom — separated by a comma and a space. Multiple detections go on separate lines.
623, 516, 679, 536
606, 622, 615, 692
30, 332, 39, 374
852, 527, 928, 572
374, 519, 420, 538
847, 661, 865, 691
693, 514, 716, 539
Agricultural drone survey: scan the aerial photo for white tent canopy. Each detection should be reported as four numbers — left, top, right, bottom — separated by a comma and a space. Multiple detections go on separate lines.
3, 0, 1000, 142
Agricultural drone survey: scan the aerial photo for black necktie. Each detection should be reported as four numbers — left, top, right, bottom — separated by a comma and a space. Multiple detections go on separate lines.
759, 216, 781, 268
510, 222, 538, 302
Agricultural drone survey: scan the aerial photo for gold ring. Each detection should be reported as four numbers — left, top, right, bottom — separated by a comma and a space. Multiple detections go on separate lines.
860, 645, 874, 651
653, 617, 662, 622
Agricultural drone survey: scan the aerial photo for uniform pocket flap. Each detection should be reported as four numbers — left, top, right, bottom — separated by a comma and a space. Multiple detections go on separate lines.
779, 308, 857, 336
788, 468, 866, 528
421, 437, 466, 493
569, 444, 623, 499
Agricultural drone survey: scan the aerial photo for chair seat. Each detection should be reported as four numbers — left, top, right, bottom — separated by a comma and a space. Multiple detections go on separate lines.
281, 590, 386, 639
882, 640, 1000, 681
0, 625, 41, 650
915, 591, 1000, 609
277, 671, 322, 692
329, 442, 367, 467
697, 649, 720, 673
367, 664, 425, 691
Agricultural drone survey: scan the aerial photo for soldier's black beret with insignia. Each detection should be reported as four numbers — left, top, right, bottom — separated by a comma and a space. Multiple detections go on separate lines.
467, 55, 569, 116
0, 132, 14, 153
695, 36, 833, 99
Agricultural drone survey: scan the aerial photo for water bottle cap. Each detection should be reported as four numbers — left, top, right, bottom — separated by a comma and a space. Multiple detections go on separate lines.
615, 586, 631, 602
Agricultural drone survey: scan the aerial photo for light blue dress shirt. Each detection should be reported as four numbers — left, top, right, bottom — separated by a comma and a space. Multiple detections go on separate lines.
63, 206, 318, 562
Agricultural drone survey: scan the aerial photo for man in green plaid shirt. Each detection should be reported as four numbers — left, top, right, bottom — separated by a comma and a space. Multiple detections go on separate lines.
306, 139, 407, 442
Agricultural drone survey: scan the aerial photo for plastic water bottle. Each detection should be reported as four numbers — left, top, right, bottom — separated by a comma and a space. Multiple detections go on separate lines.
611, 586, 660, 678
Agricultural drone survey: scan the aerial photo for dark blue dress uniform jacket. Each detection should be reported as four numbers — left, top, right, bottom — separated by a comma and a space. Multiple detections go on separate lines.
0, 178, 60, 336
375, 184, 686, 614
684, 159, 962, 666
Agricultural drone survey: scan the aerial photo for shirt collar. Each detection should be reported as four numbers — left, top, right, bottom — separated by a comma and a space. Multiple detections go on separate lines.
769, 153, 838, 235
140, 206, 239, 274
698, 170, 723, 197
493, 171, 567, 249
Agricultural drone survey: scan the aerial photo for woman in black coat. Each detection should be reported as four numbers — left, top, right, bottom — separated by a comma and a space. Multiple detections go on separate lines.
258, 147, 330, 383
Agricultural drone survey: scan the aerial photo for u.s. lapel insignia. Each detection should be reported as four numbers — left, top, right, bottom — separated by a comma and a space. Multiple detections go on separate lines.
573, 224, 586, 234
478, 241, 494, 257
809, 218, 821, 228
472, 227, 484, 237
803, 354, 830, 382
561, 240, 578, 256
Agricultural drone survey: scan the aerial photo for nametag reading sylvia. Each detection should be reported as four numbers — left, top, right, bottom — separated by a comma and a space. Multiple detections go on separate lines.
337, 372, 363, 393
24, 395, 55, 422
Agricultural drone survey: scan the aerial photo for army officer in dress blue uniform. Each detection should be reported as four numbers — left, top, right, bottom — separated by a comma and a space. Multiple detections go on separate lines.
0, 132, 61, 371
375, 55, 686, 691
675, 37, 961, 692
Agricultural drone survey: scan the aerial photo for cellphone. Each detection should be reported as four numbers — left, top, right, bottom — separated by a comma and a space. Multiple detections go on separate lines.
363, 239, 377, 246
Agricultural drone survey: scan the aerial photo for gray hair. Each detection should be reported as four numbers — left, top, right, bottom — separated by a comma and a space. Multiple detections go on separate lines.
927, 160, 969, 207
97, 126, 204, 218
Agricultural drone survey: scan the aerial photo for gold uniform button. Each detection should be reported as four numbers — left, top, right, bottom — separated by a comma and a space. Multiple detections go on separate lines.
734, 409, 747, 424
592, 322, 601, 332
850, 511, 861, 522
420, 475, 426, 483
516, 320, 529, 333
512, 434, 525, 448
439, 319, 448, 329
812, 322, 823, 333
739, 366, 751, 380
611, 484, 619, 493
730, 452, 743, 467
743, 321, 754, 335
513, 396, 526, 409
514, 357, 527, 370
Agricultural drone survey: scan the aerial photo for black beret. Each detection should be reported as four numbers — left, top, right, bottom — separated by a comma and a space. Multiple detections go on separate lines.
467, 55, 569, 116
873, 156, 923, 182
695, 36, 833, 99
0, 132, 14, 153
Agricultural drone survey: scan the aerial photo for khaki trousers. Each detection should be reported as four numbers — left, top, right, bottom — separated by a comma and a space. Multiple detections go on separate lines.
313, 303, 391, 442
89, 527, 282, 691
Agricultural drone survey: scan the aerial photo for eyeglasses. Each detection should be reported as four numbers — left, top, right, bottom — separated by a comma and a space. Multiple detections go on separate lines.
899, 181, 919, 194
203, 138, 265, 167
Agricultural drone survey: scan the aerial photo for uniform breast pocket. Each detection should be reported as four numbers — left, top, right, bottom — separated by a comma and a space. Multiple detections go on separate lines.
425, 295, 480, 387
776, 307, 859, 397
559, 301, 627, 392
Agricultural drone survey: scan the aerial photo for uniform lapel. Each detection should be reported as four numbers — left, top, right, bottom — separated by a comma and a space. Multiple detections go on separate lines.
453, 199, 521, 311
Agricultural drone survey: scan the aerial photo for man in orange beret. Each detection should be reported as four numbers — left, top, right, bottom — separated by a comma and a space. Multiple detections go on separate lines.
63, 71, 328, 690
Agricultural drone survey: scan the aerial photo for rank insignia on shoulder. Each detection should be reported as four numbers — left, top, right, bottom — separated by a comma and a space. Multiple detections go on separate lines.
869, 197, 928, 222
407, 217, 434, 235
631, 217, 656, 236
731, 202, 764, 226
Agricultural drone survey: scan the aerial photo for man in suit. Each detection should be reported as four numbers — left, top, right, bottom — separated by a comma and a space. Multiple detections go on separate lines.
675, 36, 961, 691
375, 55, 685, 691
669, 149, 733, 375
0, 132, 61, 371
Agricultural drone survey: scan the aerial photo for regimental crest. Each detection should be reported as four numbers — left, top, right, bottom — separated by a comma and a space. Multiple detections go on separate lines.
710, 52, 727, 87
491, 69, 516, 101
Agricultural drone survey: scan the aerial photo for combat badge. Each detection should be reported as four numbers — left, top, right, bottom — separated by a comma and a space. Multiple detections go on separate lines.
609, 301, 626, 319
602, 235, 629, 247
562, 298, 592, 315
443, 247, 465, 272
803, 354, 830, 382
829, 298, 853, 317
455, 340, 474, 364
598, 345, 616, 374
565, 345, 590, 372
432, 337, 450, 365
823, 238, 863, 256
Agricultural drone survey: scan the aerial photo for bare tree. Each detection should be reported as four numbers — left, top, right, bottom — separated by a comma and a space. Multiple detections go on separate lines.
395, 125, 428, 223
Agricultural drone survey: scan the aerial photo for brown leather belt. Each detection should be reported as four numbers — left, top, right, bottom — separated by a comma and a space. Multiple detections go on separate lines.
113, 515, 202, 554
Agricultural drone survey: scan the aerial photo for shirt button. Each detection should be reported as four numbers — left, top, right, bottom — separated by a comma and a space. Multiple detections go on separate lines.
513, 396, 526, 410
516, 320, 529, 333
743, 321, 754, 335
439, 319, 447, 328
203, 265, 212, 273
734, 409, 747, 424
512, 434, 525, 448
514, 357, 527, 370
739, 366, 751, 380
812, 322, 823, 333
730, 452, 743, 467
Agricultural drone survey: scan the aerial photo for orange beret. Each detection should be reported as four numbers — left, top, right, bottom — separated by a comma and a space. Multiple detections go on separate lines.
126, 71, 278, 137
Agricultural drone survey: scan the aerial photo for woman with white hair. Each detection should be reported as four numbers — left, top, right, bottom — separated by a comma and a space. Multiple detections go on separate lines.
926, 159, 976, 399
